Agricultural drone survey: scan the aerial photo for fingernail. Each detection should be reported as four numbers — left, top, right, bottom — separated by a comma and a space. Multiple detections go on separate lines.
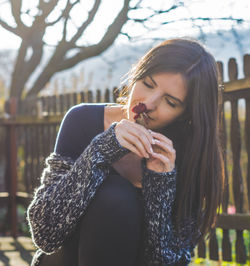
152, 138, 156, 145
150, 146, 153, 153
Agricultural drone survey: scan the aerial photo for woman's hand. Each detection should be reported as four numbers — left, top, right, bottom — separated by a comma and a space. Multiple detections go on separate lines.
115, 119, 155, 158
114, 120, 176, 173
146, 130, 176, 173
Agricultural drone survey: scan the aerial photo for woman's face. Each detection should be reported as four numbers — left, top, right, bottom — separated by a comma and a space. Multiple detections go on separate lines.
126, 72, 188, 130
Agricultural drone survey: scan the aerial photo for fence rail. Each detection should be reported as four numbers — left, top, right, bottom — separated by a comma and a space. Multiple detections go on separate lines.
12, 86, 123, 117
0, 55, 250, 264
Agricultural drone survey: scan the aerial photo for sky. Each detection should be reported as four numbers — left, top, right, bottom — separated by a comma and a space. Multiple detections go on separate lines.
0, 0, 250, 49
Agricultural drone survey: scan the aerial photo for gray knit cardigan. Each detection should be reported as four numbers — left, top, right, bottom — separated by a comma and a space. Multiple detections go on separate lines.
27, 122, 200, 266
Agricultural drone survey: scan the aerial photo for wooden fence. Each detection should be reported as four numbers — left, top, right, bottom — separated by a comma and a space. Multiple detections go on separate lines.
0, 87, 124, 238
196, 56, 250, 264
0, 55, 250, 264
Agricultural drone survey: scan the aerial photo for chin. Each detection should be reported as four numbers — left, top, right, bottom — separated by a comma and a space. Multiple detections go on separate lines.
152, 123, 169, 132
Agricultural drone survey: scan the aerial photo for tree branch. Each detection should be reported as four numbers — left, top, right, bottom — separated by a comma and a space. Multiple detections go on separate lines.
62, 14, 70, 41
10, 0, 25, 27
60, 1, 81, 41
146, 1, 184, 13
128, 16, 247, 35
130, 0, 143, 10
42, 40, 57, 47
161, 16, 245, 25
46, 0, 78, 27
0, 18, 20, 36
69, 0, 101, 45
120, 31, 132, 40
38, 0, 44, 6
38, 0, 58, 20
26, 0, 131, 97
130, 1, 184, 22
60, 0, 130, 70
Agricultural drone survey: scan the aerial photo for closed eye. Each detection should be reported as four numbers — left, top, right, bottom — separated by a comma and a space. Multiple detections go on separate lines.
165, 97, 177, 108
142, 80, 177, 108
143, 80, 177, 107
143, 80, 154, 89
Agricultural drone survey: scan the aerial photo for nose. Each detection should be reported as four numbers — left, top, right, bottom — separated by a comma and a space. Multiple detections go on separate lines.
145, 93, 160, 111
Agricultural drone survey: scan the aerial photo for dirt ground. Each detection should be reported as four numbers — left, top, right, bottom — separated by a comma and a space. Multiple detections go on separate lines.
0, 237, 35, 266
0, 237, 226, 266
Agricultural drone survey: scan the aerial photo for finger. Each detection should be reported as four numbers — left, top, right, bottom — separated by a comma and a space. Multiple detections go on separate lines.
132, 122, 155, 145
118, 136, 145, 158
149, 130, 173, 147
121, 119, 155, 147
151, 152, 174, 172
127, 143, 145, 158
124, 134, 150, 158
129, 129, 153, 155
118, 120, 150, 157
117, 120, 153, 157
154, 139, 176, 159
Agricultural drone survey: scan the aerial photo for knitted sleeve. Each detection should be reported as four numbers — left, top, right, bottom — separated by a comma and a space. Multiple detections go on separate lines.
27, 122, 130, 254
141, 159, 201, 265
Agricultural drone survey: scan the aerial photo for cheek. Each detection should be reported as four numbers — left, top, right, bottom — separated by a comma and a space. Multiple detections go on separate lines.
127, 87, 143, 113
130, 86, 143, 101
158, 107, 183, 125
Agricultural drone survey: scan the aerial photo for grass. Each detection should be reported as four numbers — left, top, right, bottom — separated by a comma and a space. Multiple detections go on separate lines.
191, 229, 250, 265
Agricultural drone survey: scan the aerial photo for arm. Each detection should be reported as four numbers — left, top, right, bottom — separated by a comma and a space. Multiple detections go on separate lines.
141, 159, 200, 265
27, 121, 130, 254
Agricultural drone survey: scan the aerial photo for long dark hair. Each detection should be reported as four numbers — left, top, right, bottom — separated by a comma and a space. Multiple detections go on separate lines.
119, 38, 225, 243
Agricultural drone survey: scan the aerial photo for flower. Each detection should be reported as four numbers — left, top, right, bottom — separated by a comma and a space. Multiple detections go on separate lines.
131, 102, 148, 125
132, 102, 147, 114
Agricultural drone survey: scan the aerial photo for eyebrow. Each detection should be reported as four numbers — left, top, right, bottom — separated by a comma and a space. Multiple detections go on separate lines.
148, 75, 185, 105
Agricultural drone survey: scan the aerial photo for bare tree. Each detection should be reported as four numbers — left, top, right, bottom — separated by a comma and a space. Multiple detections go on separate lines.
0, 0, 246, 99
0, 0, 131, 98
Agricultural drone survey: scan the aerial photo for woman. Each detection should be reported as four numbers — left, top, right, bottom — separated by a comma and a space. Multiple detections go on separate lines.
27, 38, 224, 265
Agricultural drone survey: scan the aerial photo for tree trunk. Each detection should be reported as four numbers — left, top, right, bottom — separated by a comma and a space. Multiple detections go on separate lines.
9, 40, 29, 99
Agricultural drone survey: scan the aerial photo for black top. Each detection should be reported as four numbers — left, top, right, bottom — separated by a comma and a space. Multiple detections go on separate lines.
54, 103, 141, 190
28, 103, 196, 265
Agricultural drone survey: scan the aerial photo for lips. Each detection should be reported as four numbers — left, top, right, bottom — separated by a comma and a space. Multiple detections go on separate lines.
146, 113, 153, 120
143, 112, 152, 121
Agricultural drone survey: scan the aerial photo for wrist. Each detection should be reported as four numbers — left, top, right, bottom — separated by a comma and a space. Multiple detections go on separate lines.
91, 122, 130, 166
141, 158, 177, 179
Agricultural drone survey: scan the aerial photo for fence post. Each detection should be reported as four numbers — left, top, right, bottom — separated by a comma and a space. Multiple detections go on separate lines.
228, 58, 247, 264
5, 97, 18, 238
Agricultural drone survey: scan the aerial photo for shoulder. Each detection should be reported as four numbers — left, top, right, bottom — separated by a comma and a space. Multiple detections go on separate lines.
64, 103, 106, 121
54, 103, 107, 159
59, 103, 111, 131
